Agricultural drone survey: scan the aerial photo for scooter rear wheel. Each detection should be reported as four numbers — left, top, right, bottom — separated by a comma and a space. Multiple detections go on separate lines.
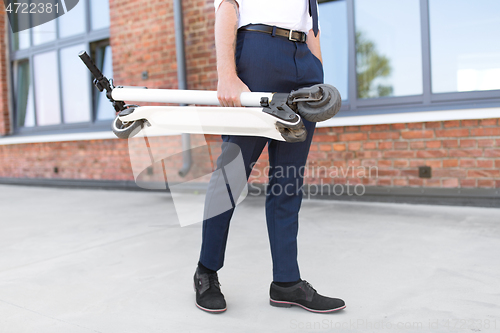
112, 117, 144, 139
296, 84, 342, 122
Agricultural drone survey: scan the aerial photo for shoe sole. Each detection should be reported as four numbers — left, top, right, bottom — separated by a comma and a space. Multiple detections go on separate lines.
195, 302, 227, 313
193, 282, 227, 313
269, 299, 346, 313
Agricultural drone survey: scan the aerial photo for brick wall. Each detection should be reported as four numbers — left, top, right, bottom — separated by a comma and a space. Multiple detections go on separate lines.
0, 14, 11, 136
0, 0, 499, 191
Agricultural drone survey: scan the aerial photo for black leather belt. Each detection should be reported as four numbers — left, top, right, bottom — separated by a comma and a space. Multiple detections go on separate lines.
239, 24, 307, 43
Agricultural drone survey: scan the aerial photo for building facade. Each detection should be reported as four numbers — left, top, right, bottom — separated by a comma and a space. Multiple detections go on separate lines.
0, 0, 499, 200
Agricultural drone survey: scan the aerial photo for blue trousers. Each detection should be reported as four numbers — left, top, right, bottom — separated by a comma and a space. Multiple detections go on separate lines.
199, 30, 324, 282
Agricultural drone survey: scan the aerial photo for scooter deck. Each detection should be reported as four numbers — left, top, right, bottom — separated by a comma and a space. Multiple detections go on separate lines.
119, 105, 302, 141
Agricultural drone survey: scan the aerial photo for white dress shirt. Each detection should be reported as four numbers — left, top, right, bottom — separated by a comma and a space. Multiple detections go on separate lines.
214, 0, 319, 34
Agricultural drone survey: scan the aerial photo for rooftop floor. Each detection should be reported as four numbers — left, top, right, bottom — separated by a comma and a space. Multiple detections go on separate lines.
1, 185, 499, 333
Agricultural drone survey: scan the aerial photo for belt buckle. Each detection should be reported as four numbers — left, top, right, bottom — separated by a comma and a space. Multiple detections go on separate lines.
288, 29, 297, 42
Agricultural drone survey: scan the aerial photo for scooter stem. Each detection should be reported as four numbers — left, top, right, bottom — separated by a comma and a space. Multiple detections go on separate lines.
111, 86, 274, 107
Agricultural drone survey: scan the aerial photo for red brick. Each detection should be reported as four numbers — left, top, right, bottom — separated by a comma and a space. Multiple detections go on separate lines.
409, 179, 424, 187
378, 160, 392, 168
416, 150, 447, 158
467, 170, 500, 178
442, 178, 459, 188
378, 170, 400, 177
443, 159, 459, 168
477, 160, 494, 168
345, 126, 360, 132
425, 122, 441, 129
394, 142, 409, 150
400, 169, 419, 177
435, 129, 469, 138
425, 140, 442, 149
394, 159, 409, 168
320, 144, 332, 152
401, 130, 434, 139
462, 120, 479, 127
484, 149, 500, 158
424, 179, 442, 187
433, 169, 467, 178
448, 149, 483, 158
480, 118, 498, 126
443, 120, 460, 128
460, 159, 476, 168
459, 139, 476, 148
410, 141, 426, 149
477, 180, 496, 188
339, 133, 368, 142
391, 123, 406, 130
379, 142, 393, 150
373, 124, 391, 131
348, 143, 362, 151
408, 122, 424, 129
477, 139, 495, 147
394, 179, 409, 186
369, 132, 400, 140
425, 160, 442, 168
442, 140, 459, 148
383, 151, 416, 159
356, 151, 382, 159
363, 142, 377, 150
332, 144, 346, 152
471, 128, 500, 137
461, 179, 477, 188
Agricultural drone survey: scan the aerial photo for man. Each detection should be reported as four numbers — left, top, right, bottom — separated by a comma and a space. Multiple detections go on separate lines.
193, 0, 346, 313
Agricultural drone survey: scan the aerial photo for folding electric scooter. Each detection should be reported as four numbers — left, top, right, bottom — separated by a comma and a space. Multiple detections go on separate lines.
78, 51, 341, 142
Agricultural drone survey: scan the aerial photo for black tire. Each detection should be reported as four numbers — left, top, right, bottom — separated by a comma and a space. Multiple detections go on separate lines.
296, 84, 342, 122
111, 117, 145, 139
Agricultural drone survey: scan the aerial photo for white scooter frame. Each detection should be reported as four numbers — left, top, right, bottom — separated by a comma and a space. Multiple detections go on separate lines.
79, 51, 341, 142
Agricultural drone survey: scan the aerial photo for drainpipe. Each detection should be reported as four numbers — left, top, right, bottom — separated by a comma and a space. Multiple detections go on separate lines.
174, 0, 192, 177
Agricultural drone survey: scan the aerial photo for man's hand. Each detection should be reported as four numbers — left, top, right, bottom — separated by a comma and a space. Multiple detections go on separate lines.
306, 29, 323, 64
217, 74, 250, 107
215, 0, 249, 107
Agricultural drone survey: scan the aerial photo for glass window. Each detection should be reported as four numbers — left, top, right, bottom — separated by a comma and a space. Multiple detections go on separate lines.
429, 0, 500, 93
14, 61, 35, 128
12, 31, 31, 51
94, 44, 115, 121
32, 19, 57, 46
58, 0, 86, 38
60, 44, 92, 123
319, 0, 349, 101
10, 0, 112, 131
90, 0, 111, 30
354, 0, 423, 99
33, 51, 61, 126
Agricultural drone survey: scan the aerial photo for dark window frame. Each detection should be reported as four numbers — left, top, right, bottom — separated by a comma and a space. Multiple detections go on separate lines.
9, 0, 112, 135
320, 0, 500, 115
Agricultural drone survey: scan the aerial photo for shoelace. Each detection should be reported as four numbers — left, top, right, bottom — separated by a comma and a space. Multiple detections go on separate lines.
302, 280, 317, 293
207, 273, 221, 291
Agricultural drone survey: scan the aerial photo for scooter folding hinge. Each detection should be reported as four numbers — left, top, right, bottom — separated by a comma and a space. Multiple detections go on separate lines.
262, 93, 299, 122
288, 85, 323, 103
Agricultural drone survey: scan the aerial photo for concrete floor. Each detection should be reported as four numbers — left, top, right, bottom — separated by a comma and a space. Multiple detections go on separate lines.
0, 184, 500, 333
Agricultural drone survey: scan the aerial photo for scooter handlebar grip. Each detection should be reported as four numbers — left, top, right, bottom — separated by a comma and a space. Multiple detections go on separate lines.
78, 50, 104, 80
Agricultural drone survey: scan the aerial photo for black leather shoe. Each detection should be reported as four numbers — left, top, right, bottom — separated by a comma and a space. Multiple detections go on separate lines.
193, 268, 227, 313
270, 280, 345, 313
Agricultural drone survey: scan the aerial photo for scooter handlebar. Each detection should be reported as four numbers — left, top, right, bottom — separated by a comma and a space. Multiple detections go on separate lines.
78, 50, 104, 80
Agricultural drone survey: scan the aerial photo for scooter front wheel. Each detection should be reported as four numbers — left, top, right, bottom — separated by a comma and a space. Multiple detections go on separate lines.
111, 117, 145, 139
296, 84, 342, 122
